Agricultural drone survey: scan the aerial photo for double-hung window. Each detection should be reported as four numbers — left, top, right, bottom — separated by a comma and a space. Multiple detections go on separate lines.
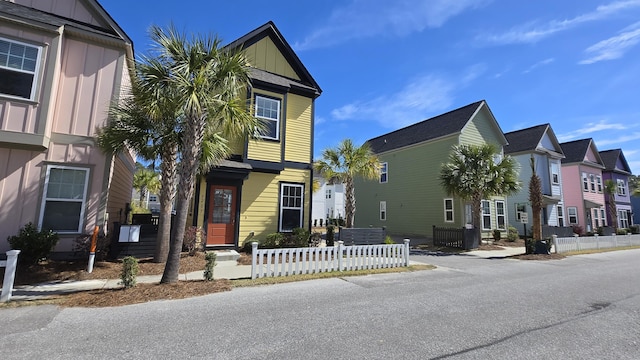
617, 179, 626, 196
39, 166, 90, 233
0, 37, 41, 100
593, 209, 600, 228
568, 207, 578, 224
380, 162, 388, 183
582, 173, 589, 192
557, 206, 564, 227
551, 163, 559, 184
325, 189, 331, 199
444, 199, 454, 223
255, 95, 280, 140
596, 176, 603, 193
481, 200, 491, 230
619, 210, 629, 229
380, 201, 387, 221
590, 174, 596, 192
279, 183, 303, 232
496, 201, 506, 229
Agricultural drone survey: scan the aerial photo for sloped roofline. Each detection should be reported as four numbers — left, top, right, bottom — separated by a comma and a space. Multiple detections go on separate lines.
225, 21, 322, 95
503, 123, 565, 157
600, 149, 632, 174
464, 101, 508, 146
561, 138, 605, 168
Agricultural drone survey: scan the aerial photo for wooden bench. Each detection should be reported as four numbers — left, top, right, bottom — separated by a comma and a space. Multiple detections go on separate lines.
338, 227, 386, 245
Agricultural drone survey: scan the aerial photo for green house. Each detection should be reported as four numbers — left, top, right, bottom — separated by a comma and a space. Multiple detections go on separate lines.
354, 100, 510, 241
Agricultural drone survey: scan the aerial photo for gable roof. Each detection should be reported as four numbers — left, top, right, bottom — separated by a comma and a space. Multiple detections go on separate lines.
599, 149, 632, 175
366, 100, 498, 154
560, 138, 604, 167
504, 123, 564, 157
226, 21, 321, 97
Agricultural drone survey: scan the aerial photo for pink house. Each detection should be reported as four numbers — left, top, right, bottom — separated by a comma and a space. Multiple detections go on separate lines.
0, 0, 135, 255
560, 139, 607, 234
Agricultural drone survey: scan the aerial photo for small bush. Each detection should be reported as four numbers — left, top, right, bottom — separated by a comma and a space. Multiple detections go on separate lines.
597, 227, 605, 236
261, 233, 283, 248
384, 235, 395, 244
73, 232, 110, 261
616, 228, 628, 235
291, 227, 310, 248
7, 222, 59, 265
492, 229, 501, 242
120, 256, 139, 288
326, 225, 335, 247
571, 225, 584, 236
183, 226, 205, 256
507, 226, 518, 242
630, 225, 640, 234
203, 252, 216, 281
309, 232, 322, 247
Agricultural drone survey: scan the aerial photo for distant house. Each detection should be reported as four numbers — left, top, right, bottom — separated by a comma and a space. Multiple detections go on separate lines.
187, 22, 321, 248
0, 0, 135, 254
311, 175, 345, 226
354, 100, 510, 240
504, 124, 566, 235
599, 149, 633, 229
559, 139, 606, 234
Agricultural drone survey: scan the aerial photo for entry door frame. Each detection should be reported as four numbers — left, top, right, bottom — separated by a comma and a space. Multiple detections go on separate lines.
204, 181, 242, 247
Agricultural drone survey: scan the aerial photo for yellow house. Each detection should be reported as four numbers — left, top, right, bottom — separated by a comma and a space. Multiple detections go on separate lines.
189, 22, 321, 249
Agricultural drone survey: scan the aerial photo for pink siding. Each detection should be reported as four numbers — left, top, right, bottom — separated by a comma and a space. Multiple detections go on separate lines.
11, 0, 101, 26
585, 147, 598, 163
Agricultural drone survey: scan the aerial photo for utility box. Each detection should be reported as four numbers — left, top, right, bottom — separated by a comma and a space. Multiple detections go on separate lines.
118, 225, 141, 243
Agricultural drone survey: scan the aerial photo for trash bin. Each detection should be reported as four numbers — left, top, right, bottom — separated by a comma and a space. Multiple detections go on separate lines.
534, 240, 550, 255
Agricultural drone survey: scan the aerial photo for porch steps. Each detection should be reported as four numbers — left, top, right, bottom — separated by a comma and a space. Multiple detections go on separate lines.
213, 250, 240, 266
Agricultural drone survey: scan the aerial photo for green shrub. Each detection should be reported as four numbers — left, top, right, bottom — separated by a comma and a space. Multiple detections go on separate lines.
203, 252, 216, 281
492, 229, 501, 242
630, 225, 640, 234
7, 222, 59, 265
616, 228, 628, 235
261, 233, 283, 248
326, 225, 335, 247
120, 256, 139, 288
292, 227, 310, 248
507, 226, 518, 242
384, 235, 395, 244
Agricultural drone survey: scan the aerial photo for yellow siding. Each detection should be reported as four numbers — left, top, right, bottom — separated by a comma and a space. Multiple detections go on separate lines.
247, 89, 283, 162
243, 37, 300, 80
284, 94, 312, 163
191, 179, 208, 229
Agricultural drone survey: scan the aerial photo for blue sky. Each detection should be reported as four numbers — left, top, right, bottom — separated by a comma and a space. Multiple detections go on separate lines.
101, 0, 640, 174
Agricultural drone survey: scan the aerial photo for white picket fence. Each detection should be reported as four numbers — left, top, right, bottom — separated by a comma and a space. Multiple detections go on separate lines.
1, 250, 21, 302
251, 239, 410, 279
553, 234, 640, 254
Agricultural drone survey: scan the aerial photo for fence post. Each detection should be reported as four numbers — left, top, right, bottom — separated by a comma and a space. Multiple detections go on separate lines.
403, 239, 410, 266
575, 234, 580, 251
1, 250, 21, 302
552, 235, 558, 254
337, 241, 344, 271
251, 242, 258, 280
595, 233, 599, 249
613, 233, 617, 248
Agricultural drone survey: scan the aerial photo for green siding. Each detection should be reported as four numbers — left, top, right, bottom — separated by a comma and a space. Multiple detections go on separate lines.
459, 107, 505, 147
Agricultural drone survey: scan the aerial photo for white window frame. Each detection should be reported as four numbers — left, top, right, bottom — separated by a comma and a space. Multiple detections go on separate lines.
444, 198, 454, 223
619, 209, 629, 229
254, 95, 281, 140
481, 200, 491, 230
557, 206, 564, 227
601, 208, 606, 227
279, 183, 304, 232
617, 179, 626, 196
590, 174, 596, 192
568, 206, 578, 224
593, 208, 600, 228
596, 176, 603, 193
38, 165, 90, 233
380, 162, 388, 183
325, 189, 331, 199
380, 201, 387, 221
551, 163, 559, 184
496, 200, 506, 229
582, 173, 589, 192
0, 37, 42, 100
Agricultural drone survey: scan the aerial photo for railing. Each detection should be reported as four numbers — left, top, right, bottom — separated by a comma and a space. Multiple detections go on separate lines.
251, 240, 410, 279
1, 250, 21, 302
433, 226, 478, 250
552, 234, 640, 254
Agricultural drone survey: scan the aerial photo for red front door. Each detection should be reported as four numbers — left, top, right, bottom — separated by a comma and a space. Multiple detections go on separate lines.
206, 185, 237, 246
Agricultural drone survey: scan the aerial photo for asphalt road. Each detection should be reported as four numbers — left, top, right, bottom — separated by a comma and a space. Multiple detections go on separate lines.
1, 249, 639, 359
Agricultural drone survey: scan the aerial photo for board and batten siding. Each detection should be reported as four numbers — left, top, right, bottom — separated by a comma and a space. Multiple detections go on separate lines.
243, 36, 300, 81
284, 93, 312, 163
106, 154, 135, 229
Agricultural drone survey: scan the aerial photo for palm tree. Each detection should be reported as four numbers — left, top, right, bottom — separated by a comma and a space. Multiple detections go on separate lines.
314, 139, 381, 228
440, 143, 520, 244
147, 26, 259, 284
133, 165, 161, 208
528, 156, 543, 253
604, 179, 618, 231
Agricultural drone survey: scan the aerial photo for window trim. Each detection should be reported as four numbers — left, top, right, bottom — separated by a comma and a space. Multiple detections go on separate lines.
617, 179, 626, 196
557, 205, 564, 227
593, 208, 600, 228
38, 165, 90, 233
596, 176, 603, 193
582, 173, 589, 192
496, 200, 506, 229
379, 162, 388, 183
619, 209, 629, 229
551, 163, 559, 184
444, 198, 454, 223
481, 200, 491, 230
254, 94, 281, 140
567, 206, 578, 225
0, 36, 42, 101
278, 183, 304, 232
380, 201, 387, 221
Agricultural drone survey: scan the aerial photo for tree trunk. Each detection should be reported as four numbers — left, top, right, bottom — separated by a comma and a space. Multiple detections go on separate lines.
161, 117, 205, 284
472, 195, 482, 245
154, 143, 177, 263
344, 177, 355, 228
608, 193, 618, 231
139, 186, 147, 208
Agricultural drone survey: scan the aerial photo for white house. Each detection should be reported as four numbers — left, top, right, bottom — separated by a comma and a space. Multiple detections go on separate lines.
312, 176, 345, 226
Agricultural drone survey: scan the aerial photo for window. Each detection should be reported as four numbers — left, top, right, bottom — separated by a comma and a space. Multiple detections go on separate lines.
0, 37, 41, 99
619, 209, 629, 229
551, 163, 559, 184
39, 166, 89, 233
582, 173, 589, 191
481, 200, 491, 230
601, 209, 607, 226
325, 189, 331, 199
279, 183, 303, 232
444, 198, 454, 222
380, 162, 388, 183
380, 201, 387, 221
148, 195, 158, 202
590, 174, 596, 192
496, 201, 506, 229
568, 207, 578, 224
596, 176, 602, 193
516, 203, 526, 222
557, 206, 564, 227
593, 209, 600, 228
255, 95, 280, 140
617, 179, 626, 196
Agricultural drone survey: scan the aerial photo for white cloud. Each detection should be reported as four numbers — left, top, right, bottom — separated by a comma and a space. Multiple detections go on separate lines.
579, 21, 640, 64
595, 132, 640, 146
295, 0, 489, 50
523, 58, 555, 73
556, 119, 628, 142
479, 0, 640, 45
329, 65, 486, 128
